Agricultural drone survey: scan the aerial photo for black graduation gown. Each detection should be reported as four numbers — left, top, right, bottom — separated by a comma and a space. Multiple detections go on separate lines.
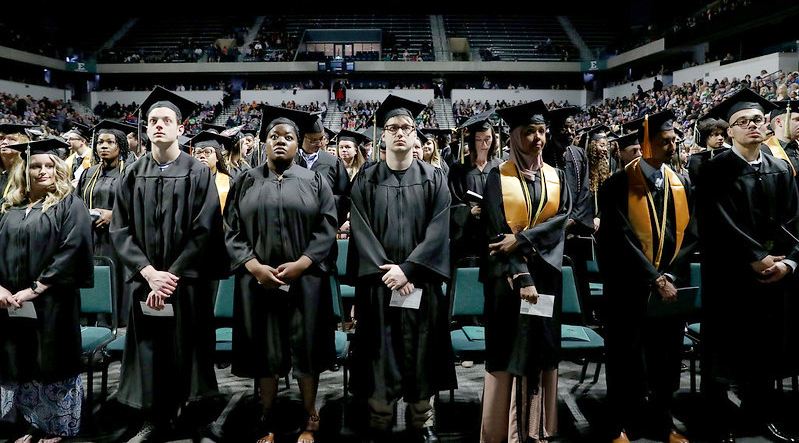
302, 150, 351, 225
480, 165, 572, 379
0, 194, 93, 384
109, 151, 228, 413
347, 160, 456, 402
448, 157, 503, 263
224, 163, 337, 378
597, 165, 698, 431
75, 162, 131, 326
0, 168, 11, 198
546, 145, 592, 234
698, 149, 799, 382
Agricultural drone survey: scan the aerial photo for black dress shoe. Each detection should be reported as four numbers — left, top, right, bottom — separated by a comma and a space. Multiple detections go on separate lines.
767, 422, 799, 442
420, 426, 440, 443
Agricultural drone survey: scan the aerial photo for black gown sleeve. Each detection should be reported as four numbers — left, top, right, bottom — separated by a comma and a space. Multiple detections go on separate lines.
36, 195, 94, 288
110, 167, 152, 281
167, 166, 227, 279
302, 173, 339, 271
223, 173, 258, 272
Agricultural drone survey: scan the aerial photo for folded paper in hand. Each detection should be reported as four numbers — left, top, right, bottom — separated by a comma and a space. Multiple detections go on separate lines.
519, 294, 555, 317
390, 287, 422, 309
140, 301, 175, 317
6, 302, 37, 319
646, 286, 699, 317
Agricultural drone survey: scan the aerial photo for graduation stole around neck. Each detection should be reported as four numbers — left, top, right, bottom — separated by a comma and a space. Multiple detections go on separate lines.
625, 157, 689, 269
500, 161, 560, 234
764, 136, 797, 176
215, 172, 230, 213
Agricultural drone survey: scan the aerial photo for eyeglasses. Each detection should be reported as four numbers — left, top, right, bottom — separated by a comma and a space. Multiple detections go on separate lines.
307, 137, 326, 146
384, 125, 416, 136
192, 148, 216, 158
731, 115, 765, 128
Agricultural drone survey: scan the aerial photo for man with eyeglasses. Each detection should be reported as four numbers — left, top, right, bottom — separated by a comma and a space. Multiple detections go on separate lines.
698, 88, 799, 443
299, 116, 350, 225
763, 99, 799, 187
348, 95, 455, 443
63, 124, 92, 186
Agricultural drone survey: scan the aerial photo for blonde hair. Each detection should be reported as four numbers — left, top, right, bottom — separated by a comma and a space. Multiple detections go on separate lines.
423, 137, 445, 169
1, 154, 72, 213
0, 133, 30, 171
337, 140, 366, 181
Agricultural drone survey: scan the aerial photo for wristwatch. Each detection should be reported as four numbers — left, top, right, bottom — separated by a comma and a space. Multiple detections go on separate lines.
31, 281, 44, 295
653, 275, 668, 289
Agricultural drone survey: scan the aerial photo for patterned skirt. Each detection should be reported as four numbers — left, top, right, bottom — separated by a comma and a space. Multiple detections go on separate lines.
0, 375, 83, 437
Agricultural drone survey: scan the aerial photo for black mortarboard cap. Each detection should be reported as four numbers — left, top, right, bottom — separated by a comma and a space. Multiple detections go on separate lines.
547, 106, 579, 129
623, 109, 676, 136
770, 99, 799, 119
4, 138, 69, 156
576, 124, 599, 135
241, 128, 257, 137
258, 105, 317, 142
459, 108, 496, 132
374, 94, 427, 127
336, 129, 369, 146
188, 130, 233, 153
586, 124, 611, 141
91, 119, 137, 135
416, 129, 429, 145
0, 124, 39, 136
495, 100, 549, 130
611, 132, 641, 149
202, 123, 226, 134
703, 88, 777, 122
360, 125, 375, 142
135, 85, 200, 123
324, 127, 338, 140
66, 121, 91, 139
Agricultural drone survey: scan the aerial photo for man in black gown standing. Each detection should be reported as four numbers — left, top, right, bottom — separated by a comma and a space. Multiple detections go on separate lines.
110, 86, 229, 441
698, 88, 799, 443
348, 95, 455, 443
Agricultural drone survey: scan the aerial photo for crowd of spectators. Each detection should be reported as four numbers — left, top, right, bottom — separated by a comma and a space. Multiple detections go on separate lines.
0, 92, 91, 136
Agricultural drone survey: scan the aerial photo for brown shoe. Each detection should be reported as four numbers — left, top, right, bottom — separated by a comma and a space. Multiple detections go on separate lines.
612, 430, 630, 443
669, 429, 690, 443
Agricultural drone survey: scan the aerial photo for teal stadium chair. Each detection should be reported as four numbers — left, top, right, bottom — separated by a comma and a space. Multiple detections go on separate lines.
560, 265, 606, 384
81, 256, 117, 407
448, 267, 485, 401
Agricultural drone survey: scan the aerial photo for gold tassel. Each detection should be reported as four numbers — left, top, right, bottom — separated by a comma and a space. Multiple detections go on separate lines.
25, 142, 31, 193
460, 129, 465, 164
641, 114, 651, 158
786, 101, 792, 141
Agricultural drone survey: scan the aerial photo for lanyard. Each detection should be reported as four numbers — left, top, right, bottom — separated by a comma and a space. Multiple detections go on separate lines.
643, 170, 669, 269
516, 166, 547, 229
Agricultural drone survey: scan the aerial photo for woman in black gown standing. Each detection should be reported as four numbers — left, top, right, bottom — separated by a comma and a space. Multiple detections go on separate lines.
224, 106, 338, 443
75, 120, 133, 327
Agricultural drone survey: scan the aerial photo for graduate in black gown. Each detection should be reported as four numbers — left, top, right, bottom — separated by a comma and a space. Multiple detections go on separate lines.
0, 138, 93, 442
0, 124, 36, 198
585, 125, 613, 234
448, 108, 503, 267
75, 120, 134, 328
479, 101, 571, 443
109, 86, 228, 440
685, 117, 729, 191
697, 89, 799, 443
763, 99, 799, 186
597, 110, 697, 443
544, 107, 595, 322
348, 95, 455, 443
298, 117, 351, 228
224, 106, 337, 443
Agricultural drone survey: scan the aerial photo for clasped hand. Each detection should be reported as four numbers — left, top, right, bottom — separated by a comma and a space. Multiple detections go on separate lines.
489, 234, 519, 256
0, 285, 40, 309
751, 254, 790, 283
379, 264, 415, 295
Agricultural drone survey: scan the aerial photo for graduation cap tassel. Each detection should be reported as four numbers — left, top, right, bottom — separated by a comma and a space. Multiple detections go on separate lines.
372, 114, 378, 163
692, 118, 699, 150
786, 101, 792, 141
460, 129, 465, 164
25, 142, 31, 193
641, 114, 652, 158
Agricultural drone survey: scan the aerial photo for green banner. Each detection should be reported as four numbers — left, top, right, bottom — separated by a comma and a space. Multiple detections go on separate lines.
66, 61, 96, 73
581, 60, 606, 71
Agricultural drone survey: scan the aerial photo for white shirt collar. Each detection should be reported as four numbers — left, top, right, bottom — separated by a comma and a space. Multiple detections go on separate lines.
731, 145, 762, 165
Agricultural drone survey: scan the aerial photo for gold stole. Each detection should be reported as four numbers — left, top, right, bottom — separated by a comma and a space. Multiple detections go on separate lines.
500, 161, 560, 234
625, 157, 689, 268
215, 172, 230, 212
764, 136, 797, 176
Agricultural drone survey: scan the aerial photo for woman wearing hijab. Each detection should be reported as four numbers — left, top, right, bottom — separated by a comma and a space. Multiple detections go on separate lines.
0, 139, 93, 443
74, 120, 132, 327
224, 105, 338, 443
479, 100, 572, 443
